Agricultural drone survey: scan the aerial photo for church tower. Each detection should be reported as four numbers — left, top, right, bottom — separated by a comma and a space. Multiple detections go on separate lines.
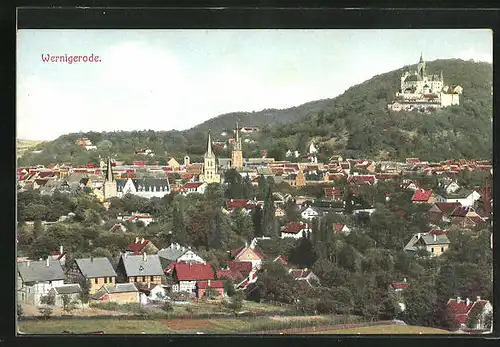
201, 130, 221, 184
417, 53, 426, 79
231, 122, 243, 169
103, 157, 117, 200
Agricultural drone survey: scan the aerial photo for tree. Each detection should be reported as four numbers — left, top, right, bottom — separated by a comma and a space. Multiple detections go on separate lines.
226, 291, 244, 314
223, 280, 236, 297
288, 236, 316, 268
161, 301, 173, 312
62, 294, 77, 313
38, 306, 53, 319
204, 288, 221, 300
17, 304, 24, 320
79, 278, 91, 305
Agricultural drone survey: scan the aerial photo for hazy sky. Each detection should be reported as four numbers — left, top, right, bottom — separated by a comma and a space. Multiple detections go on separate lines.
17, 29, 492, 141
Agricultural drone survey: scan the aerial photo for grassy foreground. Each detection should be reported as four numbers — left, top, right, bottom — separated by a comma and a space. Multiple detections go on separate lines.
305, 325, 453, 334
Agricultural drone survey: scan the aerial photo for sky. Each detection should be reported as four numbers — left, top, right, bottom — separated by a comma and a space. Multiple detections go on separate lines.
17, 29, 492, 141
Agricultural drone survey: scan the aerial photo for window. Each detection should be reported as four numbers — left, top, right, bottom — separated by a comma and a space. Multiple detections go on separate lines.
150, 276, 154, 281
94, 278, 98, 284
104, 277, 108, 284
431, 248, 434, 253
135, 276, 138, 282
441, 247, 444, 252
142, 276, 146, 282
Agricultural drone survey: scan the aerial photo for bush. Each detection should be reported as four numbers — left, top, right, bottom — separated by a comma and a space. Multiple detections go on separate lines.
161, 302, 173, 312
17, 304, 24, 319
38, 306, 53, 319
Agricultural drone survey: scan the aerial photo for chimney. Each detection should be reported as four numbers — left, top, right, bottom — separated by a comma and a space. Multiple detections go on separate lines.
476, 296, 481, 302
143, 252, 147, 261
466, 298, 471, 306
433, 234, 437, 242
90, 256, 94, 263
141, 238, 145, 244
457, 297, 461, 303
245, 241, 248, 248
135, 237, 139, 243
46, 257, 50, 267
403, 278, 407, 283
208, 279, 211, 287
27, 260, 30, 267
417, 233, 421, 239
59, 245, 63, 254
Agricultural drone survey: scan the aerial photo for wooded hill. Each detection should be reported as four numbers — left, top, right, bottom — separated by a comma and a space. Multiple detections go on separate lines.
17, 59, 492, 166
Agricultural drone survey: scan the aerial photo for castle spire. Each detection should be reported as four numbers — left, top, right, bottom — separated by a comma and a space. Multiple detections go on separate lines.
105, 157, 114, 182
419, 52, 423, 63
206, 130, 213, 156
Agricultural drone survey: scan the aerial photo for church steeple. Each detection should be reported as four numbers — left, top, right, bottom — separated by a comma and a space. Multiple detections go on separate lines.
205, 130, 213, 157
235, 122, 242, 151
105, 157, 114, 182
419, 52, 424, 63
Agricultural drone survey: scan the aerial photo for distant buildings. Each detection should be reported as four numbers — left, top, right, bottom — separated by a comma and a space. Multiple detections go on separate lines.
388, 54, 463, 112
200, 130, 221, 184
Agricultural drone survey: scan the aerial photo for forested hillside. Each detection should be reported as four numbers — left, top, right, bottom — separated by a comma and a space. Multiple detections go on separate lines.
17, 59, 492, 166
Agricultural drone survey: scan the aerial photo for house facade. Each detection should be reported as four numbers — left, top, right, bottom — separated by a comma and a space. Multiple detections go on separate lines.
196, 280, 225, 299
447, 297, 493, 330
66, 257, 117, 294
403, 229, 451, 257
117, 253, 164, 288
91, 283, 140, 304
48, 284, 81, 307
116, 177, 171, 199
300, 206, 321, 220
17, 258, 65, 306
171, 263, 215, 295
281, 222, 312, 239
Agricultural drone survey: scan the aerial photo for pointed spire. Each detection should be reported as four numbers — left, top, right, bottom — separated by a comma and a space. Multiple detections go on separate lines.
235, 122, 242, 150
206, 130, 213, 156
419, 52, 423, 63
105, 157, 114, 182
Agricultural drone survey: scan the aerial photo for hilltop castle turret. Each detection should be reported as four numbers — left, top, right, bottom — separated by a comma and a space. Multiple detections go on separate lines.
388, 54, 463, 112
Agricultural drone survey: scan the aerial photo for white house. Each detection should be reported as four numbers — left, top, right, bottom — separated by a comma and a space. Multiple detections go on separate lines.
116, 177, 171, 199
435, 189, 481, 207
48, 284, 81, 307
17, 257, 66, 306
281, 222, 312, 239
300, 206, 321, 221
157, 243, 206, 267
178, 182, 207, 195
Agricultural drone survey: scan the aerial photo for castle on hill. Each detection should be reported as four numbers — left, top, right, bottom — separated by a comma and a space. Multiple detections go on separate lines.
388, 54, 463, 112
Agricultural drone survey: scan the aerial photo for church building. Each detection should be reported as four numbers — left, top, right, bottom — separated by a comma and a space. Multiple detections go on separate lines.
102, 157, 117, 200
231, 123, 243, 169
200, 130, 221, 184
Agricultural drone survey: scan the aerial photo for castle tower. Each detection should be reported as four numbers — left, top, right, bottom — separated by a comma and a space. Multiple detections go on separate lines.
231, 122, 243, 169
184, 155, 190, 166
103, 157, 117, 200
201, 130, 221, 184
295, 169, 306, 187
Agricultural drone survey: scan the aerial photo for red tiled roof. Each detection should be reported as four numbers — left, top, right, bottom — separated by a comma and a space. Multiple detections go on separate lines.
126, 239, 151, 252
226, 199, 255, 210
348, 175, 375, 185
435, 202, 462, 214
282, 222, 309, 234
183, 182, 203, 189
174, 263, 214, 281
334, 224, 345, 232
324, 187, 341, 197
238, 279, 249, 288
451, 206, 472, 217
274, 255, 289, 265
216, 269, 243, 281
391, 282, 409, 290
227, 261, 253, 275
290, 269, 312, 279
411, 189, 433, 201
197, 280, 224, 289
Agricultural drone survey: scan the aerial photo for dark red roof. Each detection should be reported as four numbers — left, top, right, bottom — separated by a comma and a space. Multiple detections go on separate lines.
229, 247, 244, 258
451, 206, 472, 217
274, 255, 289, 265
226, 199, 255, 210
197, 280, 224, 289
334, 224, 346, 232
227, 261, 253, 275
126, 239, 151, 252
348, 175, 375, 185
183, 182, 203, 189
391, 282, 409, 290
435, 202, 462, 214
238, 279, 249, 288
290, 269, 312, 279
324, 187, 341, 197
411, 189, 433, 201
282, 222, 309, 234
174, 263, 214, 281
216, 269, 243, 281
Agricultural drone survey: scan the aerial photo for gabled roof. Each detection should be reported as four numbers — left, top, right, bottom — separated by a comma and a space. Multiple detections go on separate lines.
216, 269, 244, 281
74, 257, 117, 278
157, 244, 191, 261
404, 231, 451, 252
334, 224, 347, 232
273, 255, 289, 266
451, 206, 474, 217
391, 282, 409, 290
290, 269, 313, 279
282, 222, 310, 234
18, 259, 65, 283
183, 182, 204, 189
433, 202, 462, 214
411, 189, 433, 201
227, 261, 253, 275
174, 263, 214, 281
226, 199, 255, 210
120, 254, 163, 277
126, 238, 154, 253
102, 283, 138, 294
51, 284, 81, 295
